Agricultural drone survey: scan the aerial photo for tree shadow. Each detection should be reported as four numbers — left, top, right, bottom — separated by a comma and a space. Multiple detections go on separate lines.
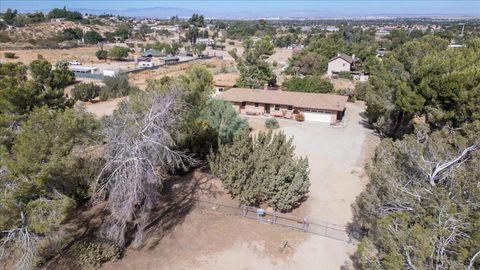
130, 167, 223, 250
42, 167, 222, 268
358, 111, 383, 138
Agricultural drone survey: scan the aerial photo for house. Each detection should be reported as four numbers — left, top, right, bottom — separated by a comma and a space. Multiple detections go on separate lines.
69, 66, 98, 74
213, 73, 239, 96
142, 49, 166, 58
327, 53, 355, 76
50, 18, 66, 23
215, 88, 348, 124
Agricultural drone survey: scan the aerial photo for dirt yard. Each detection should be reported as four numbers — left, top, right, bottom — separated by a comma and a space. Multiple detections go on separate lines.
98, 101, 378, 270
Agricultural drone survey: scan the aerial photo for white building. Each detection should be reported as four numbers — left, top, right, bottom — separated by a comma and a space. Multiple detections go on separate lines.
327, 53, 355, 76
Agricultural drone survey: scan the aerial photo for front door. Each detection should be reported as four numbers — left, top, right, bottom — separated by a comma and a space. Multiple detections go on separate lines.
265, 104, 270, 114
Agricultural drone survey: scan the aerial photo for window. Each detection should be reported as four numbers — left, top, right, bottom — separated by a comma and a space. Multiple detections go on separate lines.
218, 87, 224, 92
274, 105, 280, 111
288, 106, 293, 110
241, 102, 246, 107
254, 103, 259, 107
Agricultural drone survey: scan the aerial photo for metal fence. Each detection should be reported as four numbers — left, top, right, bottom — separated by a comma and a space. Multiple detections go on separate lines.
196, 199, 351, 243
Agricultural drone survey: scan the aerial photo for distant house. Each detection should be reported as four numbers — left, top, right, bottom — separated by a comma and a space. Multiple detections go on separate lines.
215, 88, 347, 124
327, 53, 355, 76
69, 66, 98, 74
142, 49, 166, 58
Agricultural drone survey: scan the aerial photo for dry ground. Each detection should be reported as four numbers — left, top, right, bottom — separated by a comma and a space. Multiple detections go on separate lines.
98, 101, 378, 270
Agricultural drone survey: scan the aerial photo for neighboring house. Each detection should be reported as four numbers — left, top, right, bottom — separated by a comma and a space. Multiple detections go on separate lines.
327, 53, 355, 76
215, 88, 348, 124
213, 73, 238, 96
69, 66, 98, 74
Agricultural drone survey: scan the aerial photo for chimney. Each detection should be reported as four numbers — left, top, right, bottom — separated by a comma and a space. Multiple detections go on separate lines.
352, 54, 356, 60
263, 83, 268, 90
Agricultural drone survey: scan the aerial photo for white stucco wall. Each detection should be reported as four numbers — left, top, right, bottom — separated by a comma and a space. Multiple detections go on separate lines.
327, 58, 351, 76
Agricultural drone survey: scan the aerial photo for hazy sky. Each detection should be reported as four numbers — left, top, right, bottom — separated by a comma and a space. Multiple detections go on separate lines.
2, 0, 480, 17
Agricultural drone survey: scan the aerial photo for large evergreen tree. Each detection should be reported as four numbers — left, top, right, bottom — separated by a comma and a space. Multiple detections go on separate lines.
209, 130, 309, 212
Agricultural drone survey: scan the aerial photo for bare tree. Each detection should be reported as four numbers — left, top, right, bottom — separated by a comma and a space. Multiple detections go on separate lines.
92, 87, 195, 247
0, 213, 39, 270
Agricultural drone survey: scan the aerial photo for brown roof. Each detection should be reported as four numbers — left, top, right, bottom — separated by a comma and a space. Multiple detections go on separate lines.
213, 73, 239, 88
215, 88, 348, 112
329, 53, 354, 64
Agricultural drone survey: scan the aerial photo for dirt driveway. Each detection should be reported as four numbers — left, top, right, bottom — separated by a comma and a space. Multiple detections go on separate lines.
101, 101, 378, 270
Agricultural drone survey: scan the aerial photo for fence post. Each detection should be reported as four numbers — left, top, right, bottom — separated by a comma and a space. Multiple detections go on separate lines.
303, 217, 309, 231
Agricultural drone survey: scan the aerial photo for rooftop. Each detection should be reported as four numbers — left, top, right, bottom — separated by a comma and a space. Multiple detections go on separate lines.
216, 88, 348, 112
329, 53, 354, 64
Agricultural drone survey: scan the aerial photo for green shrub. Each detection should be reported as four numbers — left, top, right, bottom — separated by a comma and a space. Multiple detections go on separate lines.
295, 113, 305, 122
100, 74, 138, 100
337, 71, 352, 80
208, 130, 309, 212
70, 238, 122, 269
283, 76, 334, 93
71, 82, 101, 102
4, 52, 16, 58
272, 61, 278, 67
338, 88, 355, 102
265, 118, 279, 129
108, 46, 129, 60
95, 50, 108, 60
354, 82, 370, 101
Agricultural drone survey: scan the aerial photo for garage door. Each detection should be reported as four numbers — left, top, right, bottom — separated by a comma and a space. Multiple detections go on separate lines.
304, 112, 332, 123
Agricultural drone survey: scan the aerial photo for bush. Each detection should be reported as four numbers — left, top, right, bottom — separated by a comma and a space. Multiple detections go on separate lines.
108, 46, 129, 60
295, 113, 305, 122
228, 41, 235, 45
338, 88, 355, 102
4, 52, 16, 58
208, 130, 310, 212
265, 118, 279, 129
100, 74, 138, 100
71, 82, 101, 102
95, 50, 108, 60
69, 238, 122, 269
337, 71, 352, 80
283, 76, 334, 93
354, 82, 370, 101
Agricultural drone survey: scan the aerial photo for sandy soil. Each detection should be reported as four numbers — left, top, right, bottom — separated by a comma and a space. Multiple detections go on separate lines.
330, 78, 356, 91
79, 97, 126, 118
97, 101, 378, 270
0, 46, 104, 65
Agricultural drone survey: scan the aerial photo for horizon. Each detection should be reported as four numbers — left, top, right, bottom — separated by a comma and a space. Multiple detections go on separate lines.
2, 1, 480, 18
